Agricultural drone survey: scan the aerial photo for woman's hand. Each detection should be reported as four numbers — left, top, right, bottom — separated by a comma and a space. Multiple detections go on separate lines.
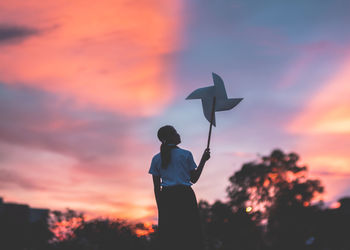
191, 148, 211, 184
201, 148, 211, 162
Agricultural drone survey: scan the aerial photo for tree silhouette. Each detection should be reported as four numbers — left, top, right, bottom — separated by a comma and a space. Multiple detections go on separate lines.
48, 210, 150, 250
49, 208, 85, 242
313, 197, 350, 250
225, 149, 325, 250
226, 149, 324, 222
69, 219, 148, 250
198, 200, 261, 250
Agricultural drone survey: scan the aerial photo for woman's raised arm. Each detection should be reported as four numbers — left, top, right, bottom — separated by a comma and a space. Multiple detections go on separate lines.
190, 148, 210, 183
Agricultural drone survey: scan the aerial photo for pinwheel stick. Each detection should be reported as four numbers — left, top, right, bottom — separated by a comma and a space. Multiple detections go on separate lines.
206, 96, 216, 149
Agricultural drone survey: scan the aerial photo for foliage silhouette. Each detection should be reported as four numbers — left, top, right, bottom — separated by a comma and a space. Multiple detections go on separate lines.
49, 208, 85, 242
311, 197, 350, 250
226, 149, 324, 223
198, 149, 330, 250
198, 200, 261, 250
50, 217, 150, 250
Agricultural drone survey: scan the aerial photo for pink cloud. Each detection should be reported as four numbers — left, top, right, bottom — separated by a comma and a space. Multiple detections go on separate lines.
288, 58, 350, 134
0, 84, 159, 222
286, 55, 350, 201
0, 145, 157, 223
0, 0, 183, 116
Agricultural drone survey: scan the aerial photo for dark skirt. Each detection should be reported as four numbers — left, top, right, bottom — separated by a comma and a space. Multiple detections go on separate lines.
158, 185, 203, 250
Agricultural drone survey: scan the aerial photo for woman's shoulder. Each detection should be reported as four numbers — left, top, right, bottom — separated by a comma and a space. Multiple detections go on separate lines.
152, 152, 161, 161
152, 153, 161, 165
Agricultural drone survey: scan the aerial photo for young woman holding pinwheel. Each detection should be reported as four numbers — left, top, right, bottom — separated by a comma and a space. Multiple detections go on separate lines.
149, 125, 210, 250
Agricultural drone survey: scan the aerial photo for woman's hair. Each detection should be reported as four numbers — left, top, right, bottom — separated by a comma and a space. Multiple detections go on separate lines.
157, 125, 177, 169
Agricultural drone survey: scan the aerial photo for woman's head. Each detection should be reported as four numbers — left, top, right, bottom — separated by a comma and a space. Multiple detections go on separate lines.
157, 125, 181, 169
157, 125, 181, 145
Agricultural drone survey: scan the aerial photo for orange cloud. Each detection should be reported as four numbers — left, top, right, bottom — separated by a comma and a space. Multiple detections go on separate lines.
288, 57, 350, 135
0, 135, 159, 223
0, 0, 183, 116
286, 56, 350, 201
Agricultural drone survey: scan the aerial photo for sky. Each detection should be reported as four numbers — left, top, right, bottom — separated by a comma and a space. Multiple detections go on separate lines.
1, 0, 350, 223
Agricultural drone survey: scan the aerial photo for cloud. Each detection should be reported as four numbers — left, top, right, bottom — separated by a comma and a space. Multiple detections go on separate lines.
285, 55, 350, 201
0, 165, 156, 221
50, 192, 158, 222
0, 0, 183, 221
287, 55, 350, 135
0, 83, 158, 221
0, 24, 40, 44
0, 83, 136, 173
0, 0, 183, 116
0, 169, 48, 191
311, 170, 350, 178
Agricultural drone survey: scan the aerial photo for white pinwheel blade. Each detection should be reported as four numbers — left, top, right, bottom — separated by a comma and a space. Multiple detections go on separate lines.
212, 73, 228, 99
216, 98, 243, 111
186, 86, 214, 100
186, 73, 243, 126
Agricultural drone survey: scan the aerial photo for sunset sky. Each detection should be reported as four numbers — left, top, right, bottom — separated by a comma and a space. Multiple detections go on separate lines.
1, 0, 350, 223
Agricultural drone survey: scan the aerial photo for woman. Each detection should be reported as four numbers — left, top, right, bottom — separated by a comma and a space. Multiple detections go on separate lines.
149, 125, 210, 250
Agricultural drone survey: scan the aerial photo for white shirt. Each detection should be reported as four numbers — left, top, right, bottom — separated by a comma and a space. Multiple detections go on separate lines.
148, 147, 198, 186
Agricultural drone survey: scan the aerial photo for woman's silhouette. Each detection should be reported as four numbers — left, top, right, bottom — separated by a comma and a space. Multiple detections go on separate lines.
149, 125, 210, 250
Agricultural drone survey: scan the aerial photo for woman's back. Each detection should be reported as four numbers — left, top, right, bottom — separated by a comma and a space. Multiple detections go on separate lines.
149, 147, 197, 187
